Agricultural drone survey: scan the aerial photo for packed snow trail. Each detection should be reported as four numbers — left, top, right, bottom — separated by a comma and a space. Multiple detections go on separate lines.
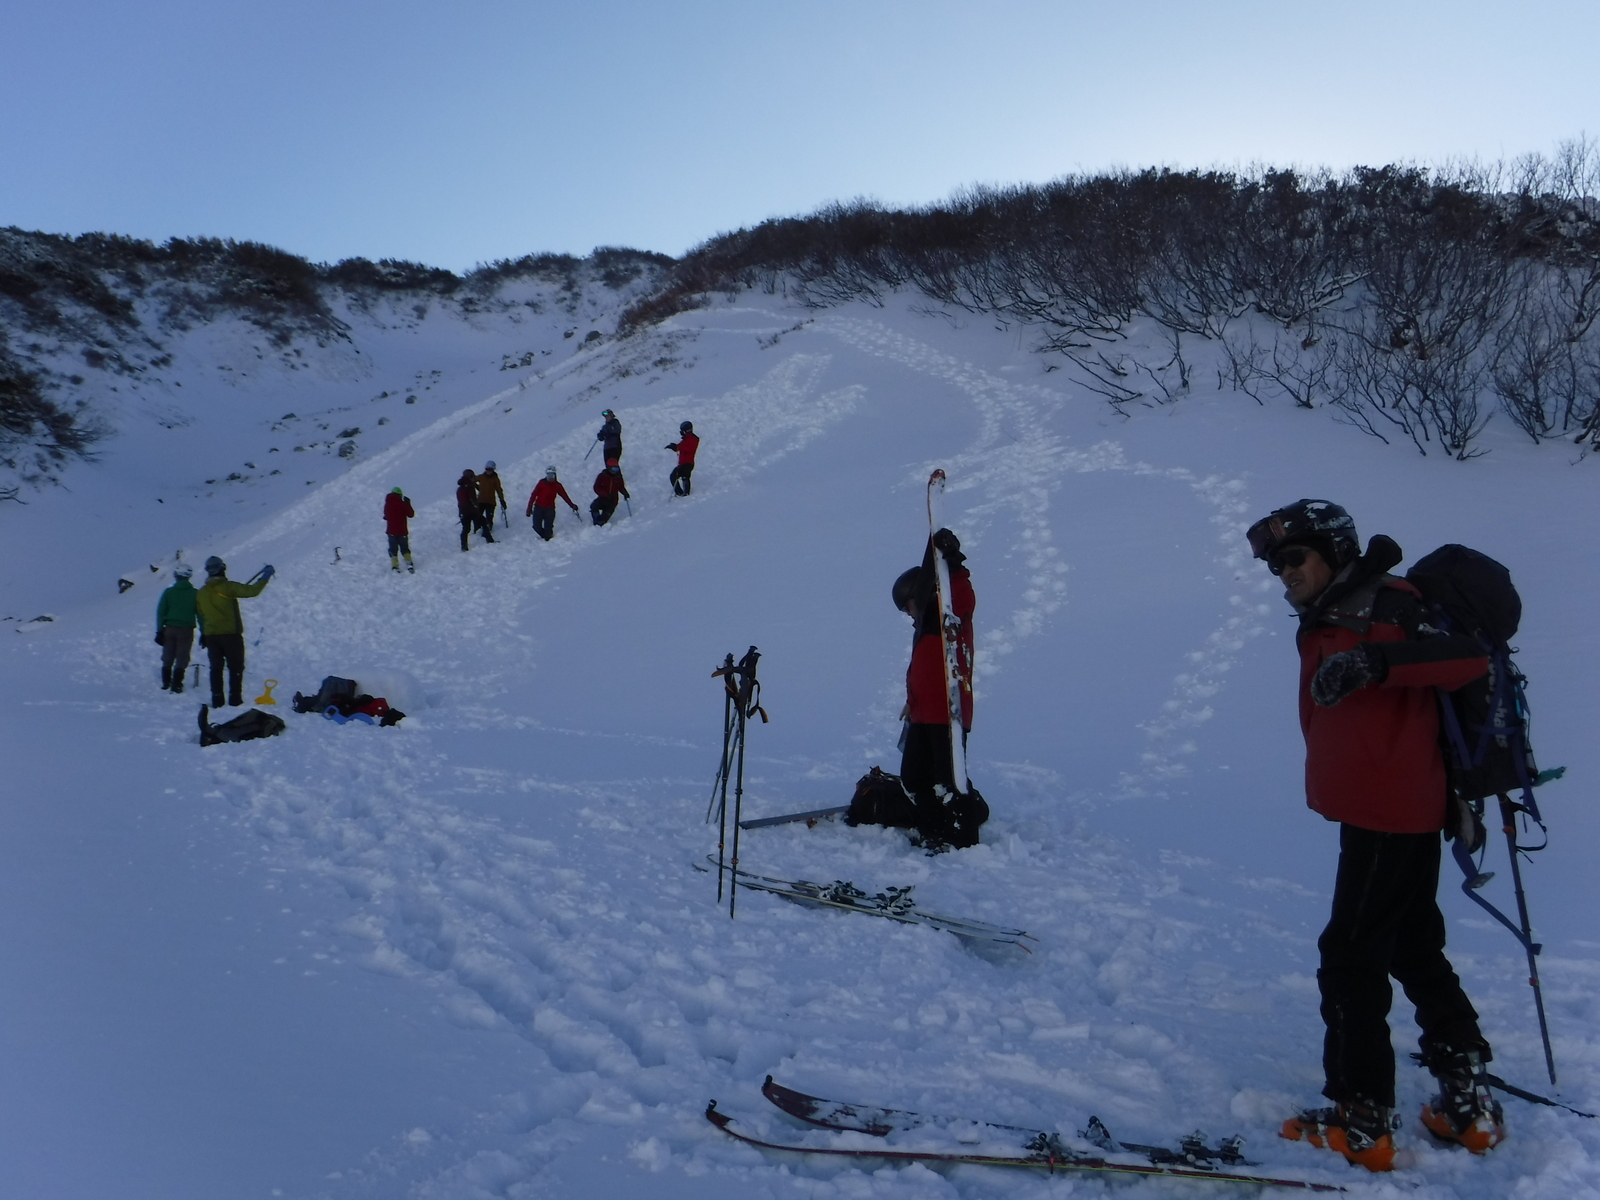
2, 294, 1597, 1199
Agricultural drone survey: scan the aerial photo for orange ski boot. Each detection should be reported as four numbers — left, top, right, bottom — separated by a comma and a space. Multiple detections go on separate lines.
1420, 1050, 1506, 1154
1281, 1099, 1397, 1172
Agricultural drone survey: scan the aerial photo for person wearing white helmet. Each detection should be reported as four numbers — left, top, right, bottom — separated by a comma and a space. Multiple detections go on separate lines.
525, 466, 579, 541
155, 563, 198, 692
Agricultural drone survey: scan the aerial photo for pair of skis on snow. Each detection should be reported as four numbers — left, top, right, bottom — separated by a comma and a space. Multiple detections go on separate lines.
705, 1076, 1344, 1191
694, 855, 1034, 947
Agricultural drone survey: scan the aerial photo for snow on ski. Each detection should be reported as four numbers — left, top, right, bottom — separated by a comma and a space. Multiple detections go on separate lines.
706, 1101, 1345, 1191
692, 856, 1033, 946
926, 468, 970, 792
763, 1076, 1251, 1170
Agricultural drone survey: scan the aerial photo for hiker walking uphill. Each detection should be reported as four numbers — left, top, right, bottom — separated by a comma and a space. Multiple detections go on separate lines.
155, 563, 197, 692
384, 487, 416, 572
590, 464, 629, 527
595, 409, 622, 465
476, 461, 507, 528
456, 469, 492, 549
526, 466, 579, 541
894, 529, 986, 849
666, 420, 699, 496
1247, 500, 1503, 1172
196, 556, 273, 708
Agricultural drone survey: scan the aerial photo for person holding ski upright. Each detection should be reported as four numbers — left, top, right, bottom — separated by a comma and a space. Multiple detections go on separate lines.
590, 464, 629, 526
526, 466, 580, 540
476, 461, 507, 529
892, 523, 986, 850
1248, 499, 1502, 1171
456, 469, 491, 549
384, 487, 416, 572
155, 562, 198, 692
196, 556, 273, 708
666, 420, 699, 496
596, 408, 622, 466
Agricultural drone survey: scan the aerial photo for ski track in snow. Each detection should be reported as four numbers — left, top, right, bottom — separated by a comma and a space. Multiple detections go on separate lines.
818, 315, 1267, 796
50, 298, 1600, 1199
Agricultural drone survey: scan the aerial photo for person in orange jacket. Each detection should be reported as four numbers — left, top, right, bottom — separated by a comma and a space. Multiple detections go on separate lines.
526, 466, 579, 540
590, 465, 629, 526
476, 460, 507, 529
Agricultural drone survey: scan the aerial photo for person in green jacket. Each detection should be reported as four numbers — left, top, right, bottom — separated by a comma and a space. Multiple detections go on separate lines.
197, 556, 274, 707
155, 563, 198, 692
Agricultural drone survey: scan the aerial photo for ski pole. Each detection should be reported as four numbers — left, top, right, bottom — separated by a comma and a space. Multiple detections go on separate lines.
584, 439, 597, 461
728, 646, 762, 919
1498, 791, 1558, 1085
710, 654, 736, 902
624, 496, 633, 518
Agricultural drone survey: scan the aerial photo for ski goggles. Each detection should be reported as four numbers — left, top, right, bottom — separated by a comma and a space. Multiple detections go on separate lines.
1245, 514, 1289, 561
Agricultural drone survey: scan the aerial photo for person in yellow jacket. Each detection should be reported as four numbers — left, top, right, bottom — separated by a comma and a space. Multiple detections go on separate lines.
197, 556, 274, 707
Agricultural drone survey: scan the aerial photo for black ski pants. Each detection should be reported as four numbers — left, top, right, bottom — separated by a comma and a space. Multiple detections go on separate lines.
670, 463, 694, 495
531, 506, 555, 540
899, 723, 986, 846
590, 494, 617, 526
205, 632, 247, 706
475, 503, 496, 541
458, 511, 474, 550
160, 626, 194, 690
1318, 823, 1488, 1107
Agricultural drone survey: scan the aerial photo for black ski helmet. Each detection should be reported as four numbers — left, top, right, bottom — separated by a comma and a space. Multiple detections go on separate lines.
204, 555, 227, 577
680, 421, 693, 433
892, 567, 921, 612
1247, 499, 1359, 569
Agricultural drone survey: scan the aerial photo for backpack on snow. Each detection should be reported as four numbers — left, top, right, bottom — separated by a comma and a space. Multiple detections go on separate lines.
292, 676, 358, 714
199, 705, 287, 747
844, 767, 919, 830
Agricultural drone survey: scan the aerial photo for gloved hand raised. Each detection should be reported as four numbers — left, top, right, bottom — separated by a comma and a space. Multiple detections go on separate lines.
931, 527, 966, 569
259, 564, 276, 581
1311, 644, 1386, 707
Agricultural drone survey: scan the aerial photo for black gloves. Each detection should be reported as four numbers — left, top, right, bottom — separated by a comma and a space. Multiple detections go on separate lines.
154, 633, 164, 644
932, 528, 966, 569
1311, 644, 1387, 707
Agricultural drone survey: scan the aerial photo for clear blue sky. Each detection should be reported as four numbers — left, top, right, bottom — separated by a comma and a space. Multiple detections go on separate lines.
4, 0, 1597, 271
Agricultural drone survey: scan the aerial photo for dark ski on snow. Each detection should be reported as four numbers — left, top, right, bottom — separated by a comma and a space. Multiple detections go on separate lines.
707, 1096, 1342, 1191
737, 805, 850, 830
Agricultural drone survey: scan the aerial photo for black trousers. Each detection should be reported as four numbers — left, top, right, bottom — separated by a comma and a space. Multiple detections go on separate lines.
206, 632, 247, 705
899, 723, 986, 846
1318, 824, 1488, 1106
475, 503, 496, 541
531, 506, 555, 540
160, 626, 194, 689
591, 494, 617, 526
670, 463, 694, 495
458, 511, 474, 550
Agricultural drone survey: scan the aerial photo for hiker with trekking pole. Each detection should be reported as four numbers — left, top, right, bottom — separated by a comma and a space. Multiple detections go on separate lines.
196, 556, 274, 708
595, 408, 622, 466
1247, 500, 1506, 1171
526, 466, 580, 540
477, 461, 507, 532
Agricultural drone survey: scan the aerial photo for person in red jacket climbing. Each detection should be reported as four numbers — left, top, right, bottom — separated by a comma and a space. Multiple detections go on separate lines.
456, 469, 486, 550
590, 464, 629, 527
666, 420, 699, 496
891, 528, 986, 850
1249, 499, 1501, 1172
383, 487, 415, 572
525, 466, 580, 540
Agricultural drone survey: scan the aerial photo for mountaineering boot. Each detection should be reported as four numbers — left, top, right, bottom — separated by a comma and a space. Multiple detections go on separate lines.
1420, 1049, 1506, 1153
390, 556, 401, 572
404, 555, 415, 573
1281, 1099, 1397, 1172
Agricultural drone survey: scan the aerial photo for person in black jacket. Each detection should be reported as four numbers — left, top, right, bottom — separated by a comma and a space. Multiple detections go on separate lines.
596, 409, 622, 466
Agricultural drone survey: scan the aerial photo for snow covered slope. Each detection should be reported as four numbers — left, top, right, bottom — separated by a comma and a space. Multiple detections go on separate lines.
1, 291, 1597, 1200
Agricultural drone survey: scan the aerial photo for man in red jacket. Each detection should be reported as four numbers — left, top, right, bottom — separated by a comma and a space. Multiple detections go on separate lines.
383, 487, 415, 572
666, 420, 699, 496
525, 466, 579, 541
1248, 499, 1502, 1171
892, 528, 986, 849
